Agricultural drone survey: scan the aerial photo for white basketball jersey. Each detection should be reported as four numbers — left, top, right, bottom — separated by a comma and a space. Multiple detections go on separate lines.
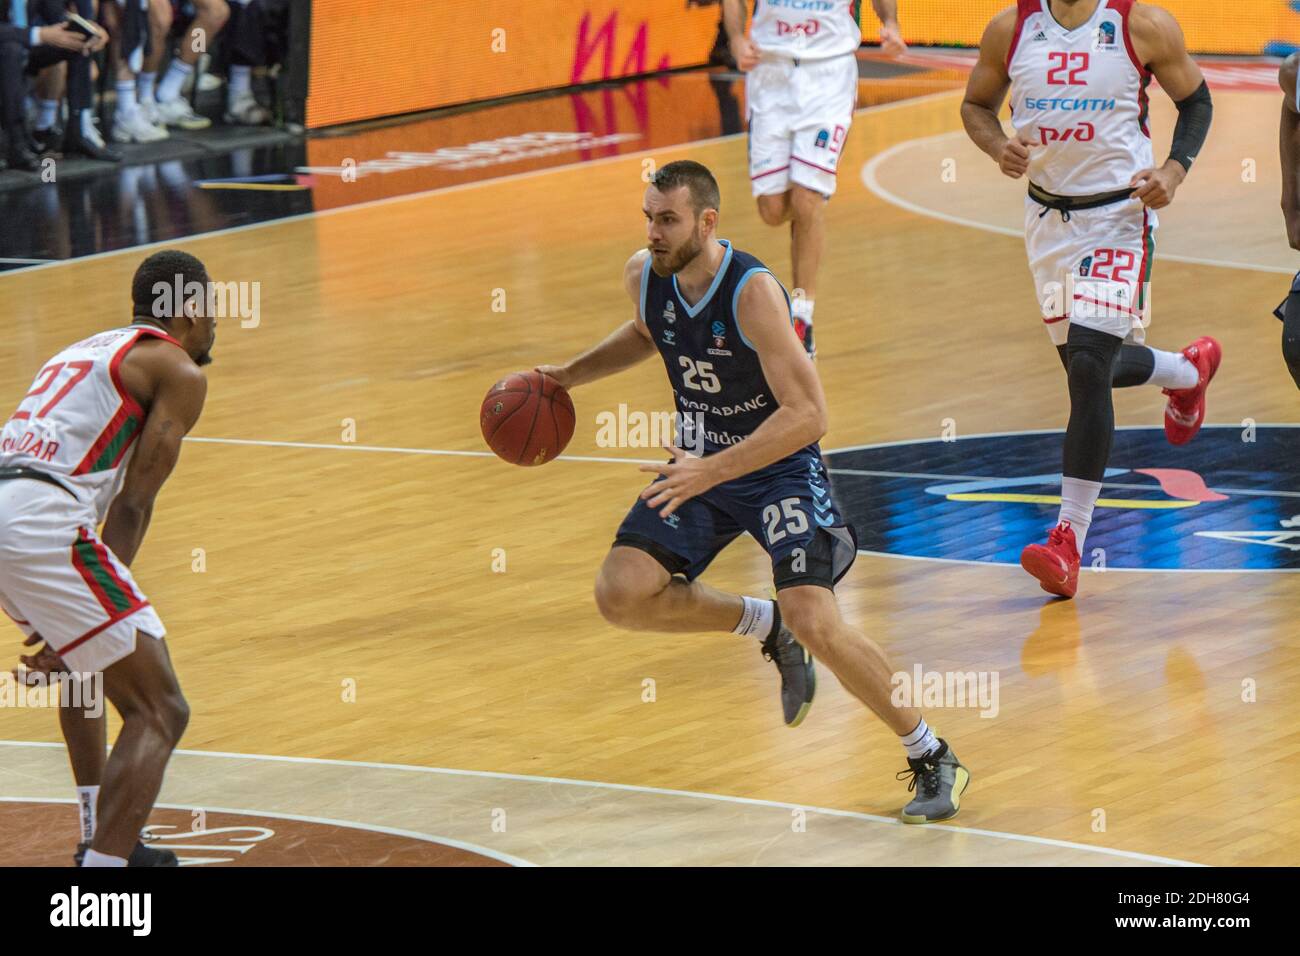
0, 325, 179, 524
750, 0, 862, 61
1007, 0, 1154, 195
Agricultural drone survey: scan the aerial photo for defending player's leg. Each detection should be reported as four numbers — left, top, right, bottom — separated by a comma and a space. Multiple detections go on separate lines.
788, 184, 827, 357
90, 634, 189, 864
776, 584, 970, 823
1023, 324, 1125, 598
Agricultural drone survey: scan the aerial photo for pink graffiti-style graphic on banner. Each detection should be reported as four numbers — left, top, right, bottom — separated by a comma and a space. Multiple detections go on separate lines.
571, 12, 674, 85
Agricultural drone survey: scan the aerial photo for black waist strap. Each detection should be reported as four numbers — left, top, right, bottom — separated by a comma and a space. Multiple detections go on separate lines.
0, 466, 76, 497
1028, 181, 1133, 212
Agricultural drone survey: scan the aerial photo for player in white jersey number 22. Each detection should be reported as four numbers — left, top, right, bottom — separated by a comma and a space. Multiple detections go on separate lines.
0, 250, 215, 866
724, 0, 905, 357
962, 0, 1220, 599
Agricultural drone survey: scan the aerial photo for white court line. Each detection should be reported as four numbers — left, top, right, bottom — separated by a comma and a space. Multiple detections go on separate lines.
0, 741, 1200, 867
1, 89, 966, 279
861, 132, 1298, 274
0, 795, 534, 867
184, 435, 661, 466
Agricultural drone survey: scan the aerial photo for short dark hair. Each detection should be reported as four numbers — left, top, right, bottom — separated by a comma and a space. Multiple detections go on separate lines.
132, 250, 209, 320
651, 160, 720, 217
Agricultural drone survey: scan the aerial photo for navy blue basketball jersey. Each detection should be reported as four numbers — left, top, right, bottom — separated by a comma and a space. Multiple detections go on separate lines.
639, 240, 815, 458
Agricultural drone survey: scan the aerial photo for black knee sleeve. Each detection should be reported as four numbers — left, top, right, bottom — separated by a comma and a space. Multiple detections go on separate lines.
1062, 325, 1124, 481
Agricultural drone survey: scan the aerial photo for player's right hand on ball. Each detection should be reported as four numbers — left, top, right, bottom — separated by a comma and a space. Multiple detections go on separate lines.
998, 134, 1034, 179
534, 365, 573, 389
730, 35, 760, 71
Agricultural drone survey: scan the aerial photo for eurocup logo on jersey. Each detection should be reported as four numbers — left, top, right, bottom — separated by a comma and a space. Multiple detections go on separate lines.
662, 300, 676, 324
1094, 21, 1118, 51
152, 273, 261, 329
708, 320, 732, 357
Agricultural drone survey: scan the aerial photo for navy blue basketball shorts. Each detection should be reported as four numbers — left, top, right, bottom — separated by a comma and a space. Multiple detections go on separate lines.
613, 451, 858, 591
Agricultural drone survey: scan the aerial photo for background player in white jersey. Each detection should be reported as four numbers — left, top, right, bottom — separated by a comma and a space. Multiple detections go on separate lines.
1276, 52, 1300, 391
2, 250, 214, 866
961, 0, 1219, 598
724, 0, 905, 356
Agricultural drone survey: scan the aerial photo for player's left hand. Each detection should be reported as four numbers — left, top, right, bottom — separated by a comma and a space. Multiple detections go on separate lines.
638, 444, 720, 518
15, 633, 68, 680
879, 22, 907, 57
1129, 162, 1186, 210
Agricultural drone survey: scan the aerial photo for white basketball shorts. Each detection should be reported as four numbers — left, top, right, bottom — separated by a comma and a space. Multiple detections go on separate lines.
0, 479, 165, 674
1024, 194, 1157, 346
746, 52, 858, 198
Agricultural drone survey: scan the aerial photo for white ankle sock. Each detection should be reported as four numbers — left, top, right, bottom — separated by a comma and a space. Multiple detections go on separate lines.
734, 596, 776, 640
81, 848, 127, 867
35, 99, 59, 130
137, 71, 157, 103
791, 296, 814, 325
1147, 348, 1198, 390
114, 82, 138, 122
900, 717, 939, 759
228, 64, 252, 103
157, 60, 193, 103
76, 785, 99, 843
1058, 476, 1102, 551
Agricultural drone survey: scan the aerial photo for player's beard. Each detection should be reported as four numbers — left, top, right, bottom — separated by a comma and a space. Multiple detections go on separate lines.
649, 226, 704, 277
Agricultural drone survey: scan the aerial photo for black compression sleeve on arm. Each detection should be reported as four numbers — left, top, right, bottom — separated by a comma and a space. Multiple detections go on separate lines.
1168, 80, 1212, 173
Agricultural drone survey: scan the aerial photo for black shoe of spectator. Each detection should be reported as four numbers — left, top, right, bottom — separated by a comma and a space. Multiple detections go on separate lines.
63, 126, 123, 163
5, 143, 40, 172
32, 124, 63, 155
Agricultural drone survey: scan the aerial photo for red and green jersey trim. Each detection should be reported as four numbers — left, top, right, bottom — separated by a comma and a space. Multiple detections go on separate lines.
71, 528, 144, 617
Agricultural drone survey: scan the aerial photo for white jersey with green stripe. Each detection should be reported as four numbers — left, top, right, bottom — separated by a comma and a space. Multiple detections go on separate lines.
0, 324, 175, 524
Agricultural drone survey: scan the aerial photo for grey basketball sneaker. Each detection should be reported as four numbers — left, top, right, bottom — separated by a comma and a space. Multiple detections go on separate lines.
760, 618, 816, 727
898, 739, 970, 824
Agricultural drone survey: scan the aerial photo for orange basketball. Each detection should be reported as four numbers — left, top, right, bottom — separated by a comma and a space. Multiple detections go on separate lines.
480, 371, 576, 466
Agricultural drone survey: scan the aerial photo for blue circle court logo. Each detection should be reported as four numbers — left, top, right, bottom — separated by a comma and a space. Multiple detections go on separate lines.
824, 426, 1300, 571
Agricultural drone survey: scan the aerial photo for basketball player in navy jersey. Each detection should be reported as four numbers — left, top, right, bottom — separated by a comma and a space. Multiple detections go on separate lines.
1277, 52, 1300, 390
536, 161, 969, 822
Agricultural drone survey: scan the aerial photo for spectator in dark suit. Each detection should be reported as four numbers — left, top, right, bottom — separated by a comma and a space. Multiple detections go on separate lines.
1, 0, 122, 168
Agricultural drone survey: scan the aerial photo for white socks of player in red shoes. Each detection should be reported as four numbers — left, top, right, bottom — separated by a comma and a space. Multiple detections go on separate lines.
1058, 476, 1102, 552
1020, 477, 1094, 598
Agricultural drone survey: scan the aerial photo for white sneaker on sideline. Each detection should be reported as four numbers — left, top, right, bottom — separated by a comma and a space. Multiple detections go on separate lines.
112, 111, 170, 144
154, 97, 212, 130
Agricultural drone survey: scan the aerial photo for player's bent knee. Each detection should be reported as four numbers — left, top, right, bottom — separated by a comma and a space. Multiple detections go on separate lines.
789, 185, 825, 220
777, 587, 840, 655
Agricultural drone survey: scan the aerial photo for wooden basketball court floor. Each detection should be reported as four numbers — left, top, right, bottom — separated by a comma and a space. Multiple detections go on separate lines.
1, 80, 1298, 867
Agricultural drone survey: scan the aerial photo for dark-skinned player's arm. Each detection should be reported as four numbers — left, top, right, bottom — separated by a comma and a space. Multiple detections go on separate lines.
1128, 5, 1211, 209
99, 351, 208, 568
536, 250, 658, 389
871, 0, 907, 57
1280, 54, 1300, 250
960, 9, 1034, 179
639, 272, 826, 518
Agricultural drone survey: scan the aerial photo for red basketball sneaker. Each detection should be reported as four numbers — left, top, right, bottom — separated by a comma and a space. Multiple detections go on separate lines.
792, 316, 815, 359
1163, 336, 1222, 446
1020, 521, 1081, 598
